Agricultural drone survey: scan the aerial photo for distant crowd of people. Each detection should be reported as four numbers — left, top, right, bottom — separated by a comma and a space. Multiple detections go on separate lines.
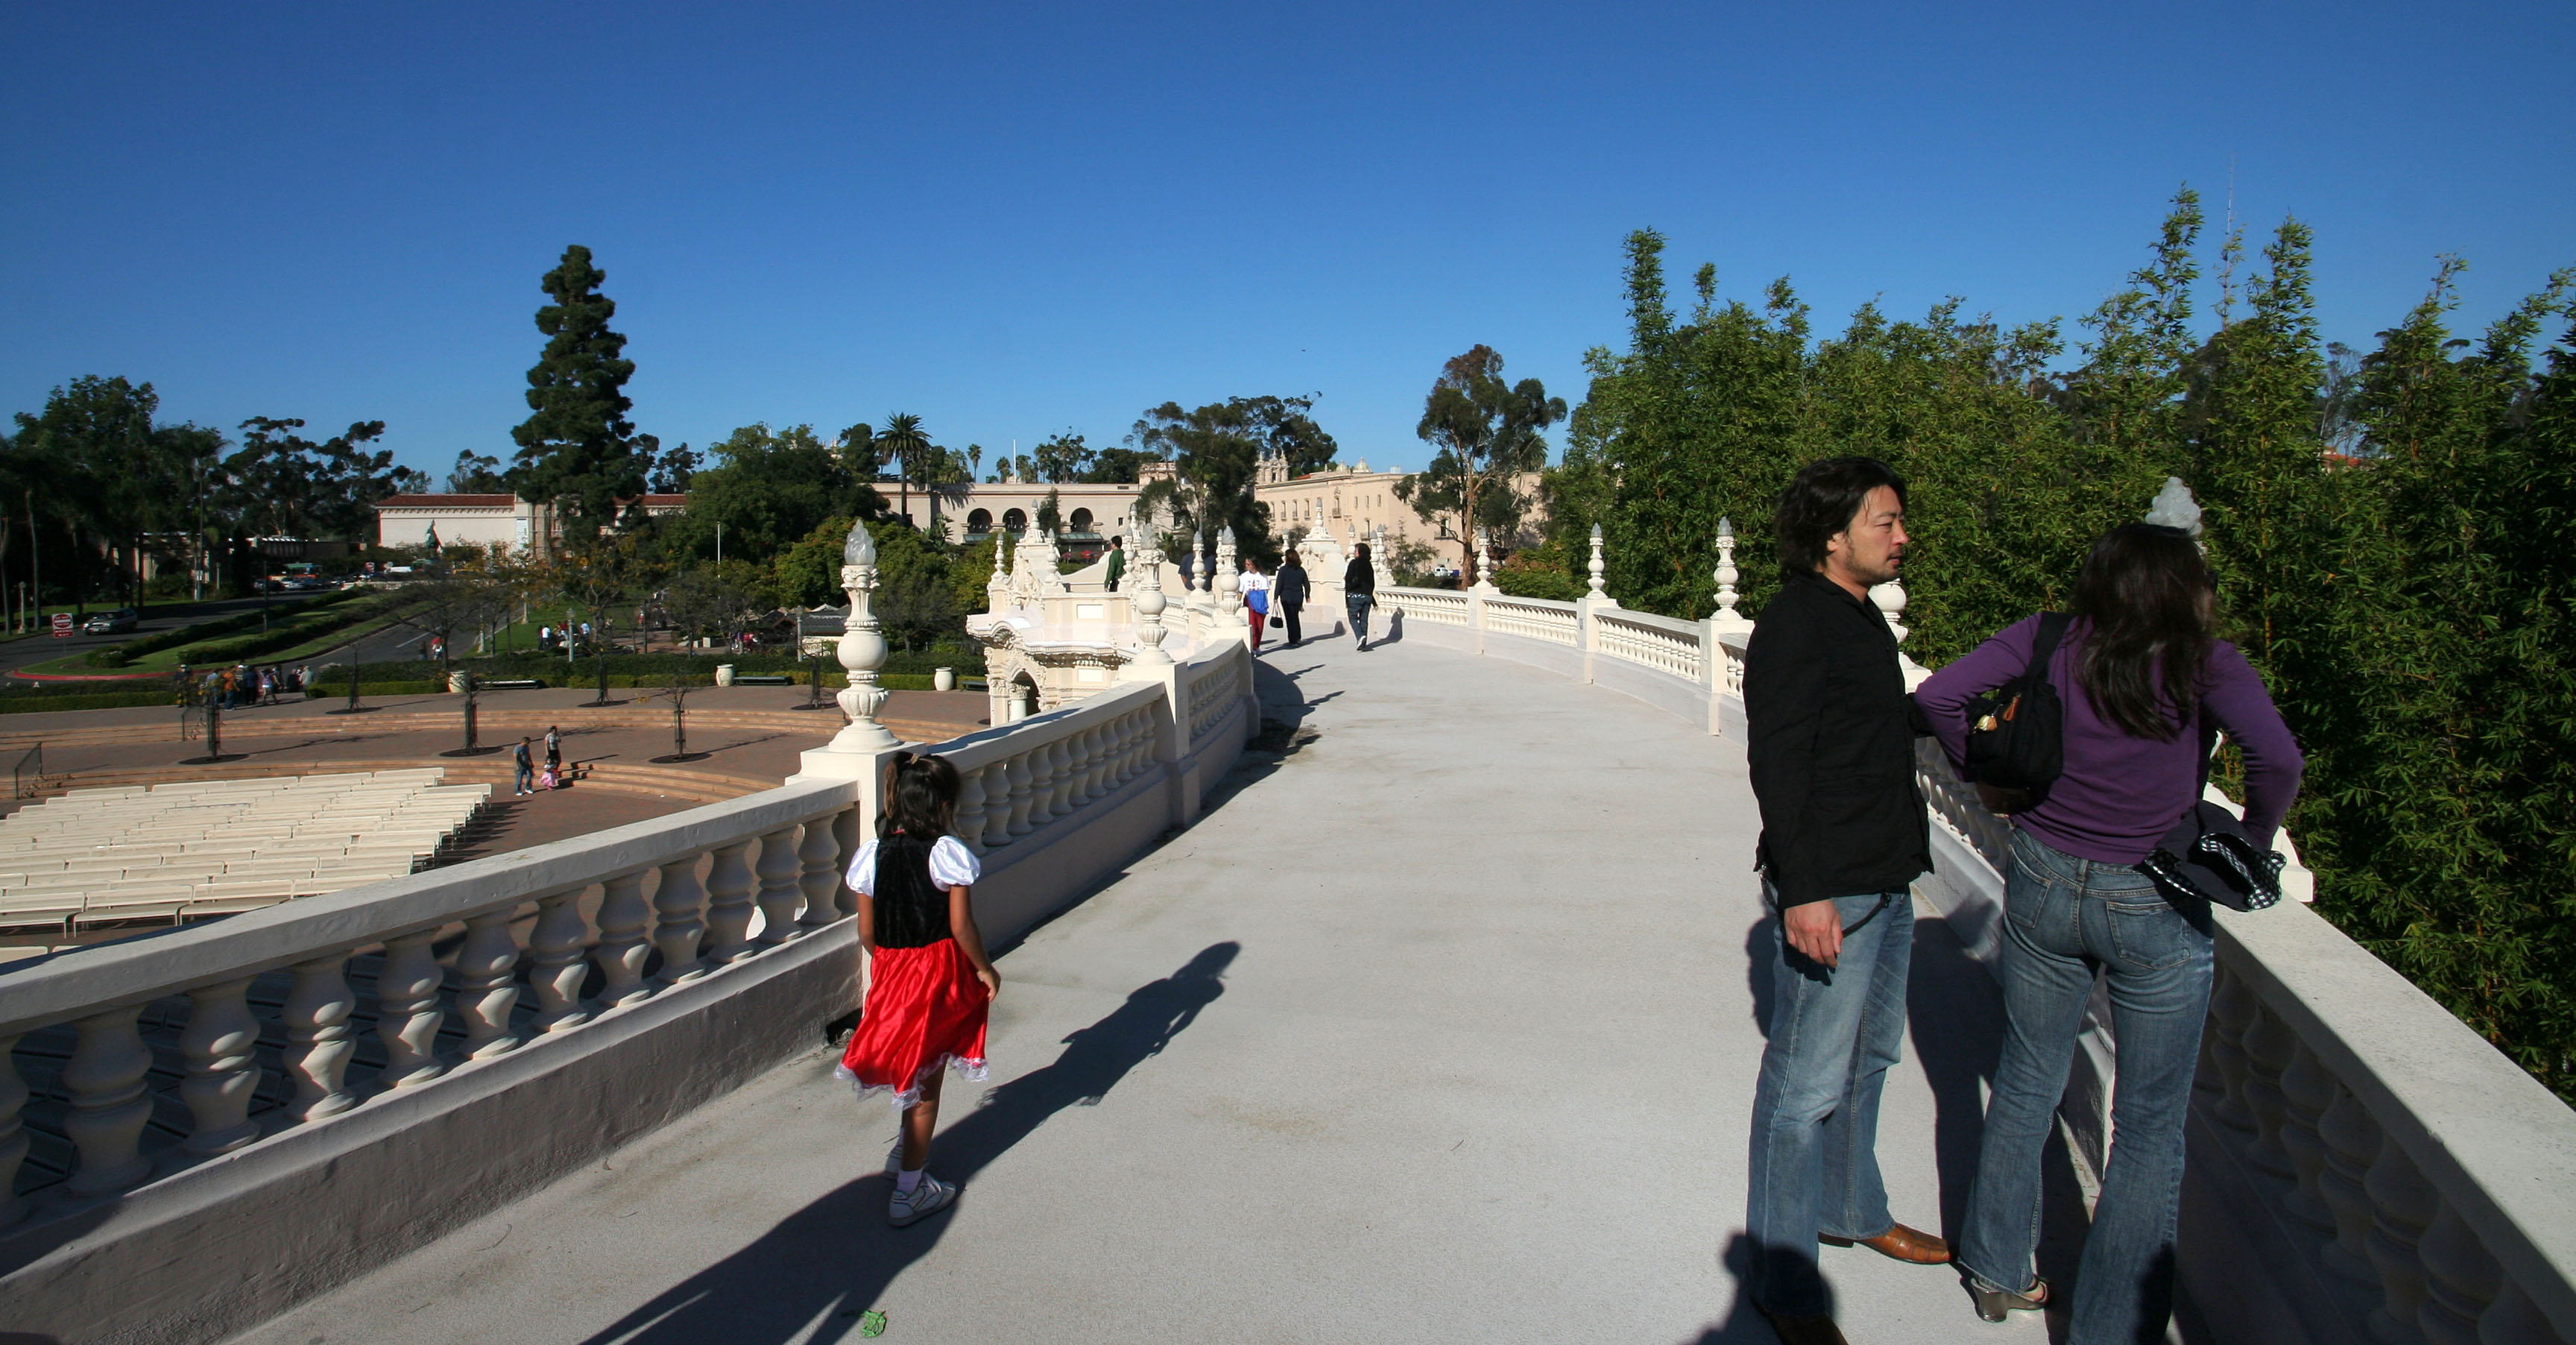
183, 662, 313, 710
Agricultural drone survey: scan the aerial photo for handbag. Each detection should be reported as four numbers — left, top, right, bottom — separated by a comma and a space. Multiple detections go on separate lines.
2138, 722, 2287, 913
1964, 612, 2073, 808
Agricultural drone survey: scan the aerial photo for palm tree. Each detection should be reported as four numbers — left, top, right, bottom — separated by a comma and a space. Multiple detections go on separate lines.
877, 412, 930, 530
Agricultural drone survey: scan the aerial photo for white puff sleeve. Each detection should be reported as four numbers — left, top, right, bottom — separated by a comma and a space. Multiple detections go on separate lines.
844, 836, 982, 895
845, 839, 881, 896
929, 835, 982, 888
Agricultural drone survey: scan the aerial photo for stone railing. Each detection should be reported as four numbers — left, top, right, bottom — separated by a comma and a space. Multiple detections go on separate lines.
0, 626, 1259, 1344
1592, 608, 1705, 681
1482, 595, 1579, 647
0, 775, 864, 1341
1386, 561, 2576, 1345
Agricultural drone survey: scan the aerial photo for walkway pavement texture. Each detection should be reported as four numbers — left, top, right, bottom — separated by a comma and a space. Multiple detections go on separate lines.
227, 632, 2089, 1345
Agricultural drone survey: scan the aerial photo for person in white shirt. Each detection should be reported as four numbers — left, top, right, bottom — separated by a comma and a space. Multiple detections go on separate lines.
1240, 558, 1272, 647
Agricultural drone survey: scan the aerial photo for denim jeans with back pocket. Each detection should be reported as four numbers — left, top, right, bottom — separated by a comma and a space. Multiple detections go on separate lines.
1959, 828, 2213, 1344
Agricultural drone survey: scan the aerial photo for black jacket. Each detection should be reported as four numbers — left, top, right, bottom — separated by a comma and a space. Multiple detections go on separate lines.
1344, 558, 1375, 596
1743, 570, 1931, 907
1273, 564, 1310, 606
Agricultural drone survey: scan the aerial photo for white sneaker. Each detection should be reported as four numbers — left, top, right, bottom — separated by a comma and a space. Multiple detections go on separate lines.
888, 1173, 958, 1226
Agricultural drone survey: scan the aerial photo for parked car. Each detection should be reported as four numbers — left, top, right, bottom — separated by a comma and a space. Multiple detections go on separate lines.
283, 576, 328, 592
81, 608, 140, 634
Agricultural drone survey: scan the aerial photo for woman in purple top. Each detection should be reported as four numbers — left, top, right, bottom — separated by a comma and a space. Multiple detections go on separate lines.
1913, 523, 2302, 1342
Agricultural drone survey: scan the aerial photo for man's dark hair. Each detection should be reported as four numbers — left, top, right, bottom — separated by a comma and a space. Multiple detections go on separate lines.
1774, 456, 1907, 574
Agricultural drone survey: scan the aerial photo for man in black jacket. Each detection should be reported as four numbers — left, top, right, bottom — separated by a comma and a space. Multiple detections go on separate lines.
1740, 457, 1943, 1345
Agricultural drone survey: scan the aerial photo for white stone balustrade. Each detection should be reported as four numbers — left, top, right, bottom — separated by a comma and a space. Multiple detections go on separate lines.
0, 776, 859, 1224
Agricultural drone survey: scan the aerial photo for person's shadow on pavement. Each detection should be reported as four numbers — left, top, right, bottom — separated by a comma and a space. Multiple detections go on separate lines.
578, 942, 1241, 1345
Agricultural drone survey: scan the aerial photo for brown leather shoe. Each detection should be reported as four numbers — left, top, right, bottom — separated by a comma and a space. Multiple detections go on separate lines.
1757, 1308, 1850, 1345
1821, 1221, 1951, 1264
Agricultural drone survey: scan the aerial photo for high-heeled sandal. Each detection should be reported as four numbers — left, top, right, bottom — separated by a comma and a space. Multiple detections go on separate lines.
1967, 1275, 2050, 1322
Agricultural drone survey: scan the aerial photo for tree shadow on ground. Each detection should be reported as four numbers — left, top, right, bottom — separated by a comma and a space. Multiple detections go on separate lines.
575, 942, 1240, 1345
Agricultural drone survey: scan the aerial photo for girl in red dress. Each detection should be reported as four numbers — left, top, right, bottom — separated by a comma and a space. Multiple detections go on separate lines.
835, 752, 1001, 1226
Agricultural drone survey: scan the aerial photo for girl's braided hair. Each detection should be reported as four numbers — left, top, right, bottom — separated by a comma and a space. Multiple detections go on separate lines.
879, 751, 962, 840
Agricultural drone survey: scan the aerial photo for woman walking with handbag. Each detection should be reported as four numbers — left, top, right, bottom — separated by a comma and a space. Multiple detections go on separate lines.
1913, 523, 2302, 1341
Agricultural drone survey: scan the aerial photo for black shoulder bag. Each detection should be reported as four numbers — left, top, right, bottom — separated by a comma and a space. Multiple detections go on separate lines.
1963, 613, 2073, 810
2137, 721, 2288, 913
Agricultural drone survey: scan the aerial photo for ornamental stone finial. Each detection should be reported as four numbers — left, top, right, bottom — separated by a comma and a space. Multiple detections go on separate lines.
828, 520, 897, 752
1588, 523, 1608, 599
1713, 517, 1749, 630
2146, 477, 2204, 538
1216, 526, 1244, 630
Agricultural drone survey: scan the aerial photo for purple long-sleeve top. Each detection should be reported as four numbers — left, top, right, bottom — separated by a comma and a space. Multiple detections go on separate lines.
1913, 614, 2305, 864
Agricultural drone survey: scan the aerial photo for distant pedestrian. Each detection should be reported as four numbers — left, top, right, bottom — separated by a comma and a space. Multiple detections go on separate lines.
1273, 550, 1310, 646
544, 725, 561, 778
513, 737, 534, 796
1240, 558, 1271, 647
1344, 544, 1376, 649
839, 752, 997, 1229
1104, 535, 1126, 593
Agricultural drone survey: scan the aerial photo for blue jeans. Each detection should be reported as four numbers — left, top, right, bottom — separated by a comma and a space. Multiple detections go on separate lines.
1746, 886, 1916, 1316
516, 763, 534, 793
1346, 593, 1372, 643
1959, 830, 2213, 1344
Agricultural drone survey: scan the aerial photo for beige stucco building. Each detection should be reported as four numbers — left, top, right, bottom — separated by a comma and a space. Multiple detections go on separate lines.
373, 494, 689, 559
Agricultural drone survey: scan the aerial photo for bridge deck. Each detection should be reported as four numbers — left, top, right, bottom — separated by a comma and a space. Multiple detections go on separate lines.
231, 630, 2071, 1344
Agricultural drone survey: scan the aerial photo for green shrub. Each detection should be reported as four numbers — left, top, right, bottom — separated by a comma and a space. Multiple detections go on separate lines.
86, 590, 363, 667
173, 591, 411, 664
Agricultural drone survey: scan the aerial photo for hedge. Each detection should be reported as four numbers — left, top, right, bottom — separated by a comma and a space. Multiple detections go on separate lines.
86, 589, 364, 667
172, 590, 417, 665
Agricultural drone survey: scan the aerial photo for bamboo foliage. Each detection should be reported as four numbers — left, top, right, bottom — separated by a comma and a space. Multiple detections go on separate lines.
1562, 201, 2576, 1098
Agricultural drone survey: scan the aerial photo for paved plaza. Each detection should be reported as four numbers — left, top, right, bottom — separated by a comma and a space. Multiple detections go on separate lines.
226, 634, 2073, 1345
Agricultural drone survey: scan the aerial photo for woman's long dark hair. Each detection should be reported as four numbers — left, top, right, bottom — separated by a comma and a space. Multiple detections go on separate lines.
2068, 524, 2215, 741
880, 752, 962, 840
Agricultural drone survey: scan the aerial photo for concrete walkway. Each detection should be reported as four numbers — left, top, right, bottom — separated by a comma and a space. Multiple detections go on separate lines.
229, 630, 2068, 1345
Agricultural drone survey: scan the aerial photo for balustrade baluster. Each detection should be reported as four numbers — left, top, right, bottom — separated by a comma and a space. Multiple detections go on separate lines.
797, 817, 846, 929
978, 762, 1012, 847
178, 977, 264, 1156
1042, 738, 1073, 822
1005, 750, 1036, 836
831, 805, 862, 917
2241, 1001, 2300, 1177
1072, 729, 1100, 805
654, 854, 710, 983
2204, 966, 2261, 1133
2416, 1204, 2502, 1345
2317, 1085, 2387, 1288
703, 842, 759, 963
1089, 725, 1114, 799
2366, 1138, 2440, 1345
526, 891, 593, 1032
62, 1006, 155, 1195
2279, 1040, 2342, 1237
2478, 1282, 2560, 1344
453, 912, 524, 1058
373, 931, 448, 1084
0, 1036, 23, 1227
281, 956, 360, 1121
952, 771, 988, 855
754, 826, 805, 945
593, 869, 655, 1005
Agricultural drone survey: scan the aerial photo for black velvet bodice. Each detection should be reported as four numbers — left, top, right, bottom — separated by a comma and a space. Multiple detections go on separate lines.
871, 834, 954, 949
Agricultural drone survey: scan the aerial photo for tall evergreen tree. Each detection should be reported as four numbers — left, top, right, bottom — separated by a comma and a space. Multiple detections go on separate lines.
1398, 346, 1565, 567
511, 245, 645, 546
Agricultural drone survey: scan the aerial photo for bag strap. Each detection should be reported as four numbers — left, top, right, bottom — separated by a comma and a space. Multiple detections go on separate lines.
2024, 611, 2072, 681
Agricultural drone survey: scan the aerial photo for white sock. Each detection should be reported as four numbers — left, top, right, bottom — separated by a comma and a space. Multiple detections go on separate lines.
897, 1167, 922, 1194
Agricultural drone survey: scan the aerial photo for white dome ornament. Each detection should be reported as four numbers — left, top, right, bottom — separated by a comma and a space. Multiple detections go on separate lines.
2146, 477, 2206, 550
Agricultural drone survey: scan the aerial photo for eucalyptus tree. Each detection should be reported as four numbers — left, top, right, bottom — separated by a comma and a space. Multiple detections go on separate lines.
1397, 346, 1565, 572
1131, 399, 1275, 569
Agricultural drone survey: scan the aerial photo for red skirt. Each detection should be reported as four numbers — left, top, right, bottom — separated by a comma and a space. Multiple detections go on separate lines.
836, 938, 990, 1110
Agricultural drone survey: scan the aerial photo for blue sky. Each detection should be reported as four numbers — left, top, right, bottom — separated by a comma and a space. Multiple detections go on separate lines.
3, 1, 2569, 482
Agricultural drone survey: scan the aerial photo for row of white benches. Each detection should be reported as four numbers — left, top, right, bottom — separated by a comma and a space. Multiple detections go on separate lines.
0, 771, 493, 930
